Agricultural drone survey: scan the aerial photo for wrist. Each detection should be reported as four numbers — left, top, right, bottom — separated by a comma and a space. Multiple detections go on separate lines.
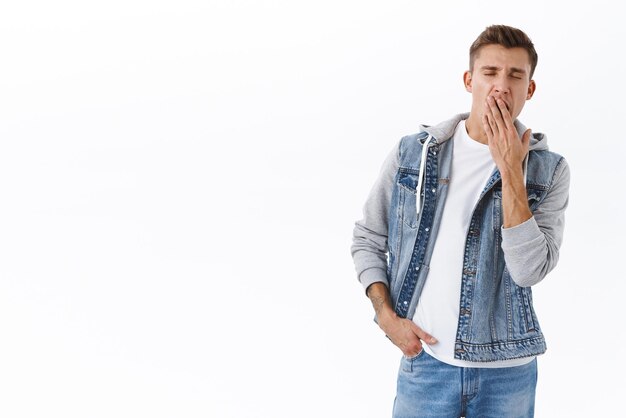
377, 307, 399, 329
499, 161, 525, 183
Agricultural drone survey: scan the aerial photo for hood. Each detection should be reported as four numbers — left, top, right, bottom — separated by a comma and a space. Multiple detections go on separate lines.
413, 113, 545, 216
419, 112, 549, 151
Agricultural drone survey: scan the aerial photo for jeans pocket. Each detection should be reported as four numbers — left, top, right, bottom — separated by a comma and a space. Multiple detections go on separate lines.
401, 348, 425, 372
403, 348, 424, 361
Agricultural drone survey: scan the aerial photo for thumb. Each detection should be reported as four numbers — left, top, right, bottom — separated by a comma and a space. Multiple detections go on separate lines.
522, 129, 532, 147
410, 322, 438, 344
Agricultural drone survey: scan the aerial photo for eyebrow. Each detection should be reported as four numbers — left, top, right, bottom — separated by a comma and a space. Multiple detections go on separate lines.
480, 65, 527, 74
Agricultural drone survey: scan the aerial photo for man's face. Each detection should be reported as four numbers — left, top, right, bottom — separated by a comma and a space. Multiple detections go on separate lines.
464, 44, 536, 121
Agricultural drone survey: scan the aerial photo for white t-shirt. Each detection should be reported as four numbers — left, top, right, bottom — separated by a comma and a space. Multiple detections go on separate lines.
413, 120, 534, 368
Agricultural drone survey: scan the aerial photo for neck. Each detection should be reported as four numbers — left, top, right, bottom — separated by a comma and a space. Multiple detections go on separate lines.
465, 113, 488, 145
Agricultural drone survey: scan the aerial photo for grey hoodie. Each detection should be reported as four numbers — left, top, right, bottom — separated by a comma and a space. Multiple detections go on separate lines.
352, 113, 570, 291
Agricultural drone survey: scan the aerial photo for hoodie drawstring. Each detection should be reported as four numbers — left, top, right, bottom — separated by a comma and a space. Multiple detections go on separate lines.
416, 134, 434, 216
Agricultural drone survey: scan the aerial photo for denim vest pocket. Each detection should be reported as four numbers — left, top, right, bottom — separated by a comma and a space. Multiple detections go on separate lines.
397, 169, 420, 229
526, 186, 547, 211
505, 267, 541, 335
492, 185, 548, 229
519, 286, 539, 332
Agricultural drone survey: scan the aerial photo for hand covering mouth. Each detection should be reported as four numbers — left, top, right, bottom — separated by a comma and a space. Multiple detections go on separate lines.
489, 95, 511, 113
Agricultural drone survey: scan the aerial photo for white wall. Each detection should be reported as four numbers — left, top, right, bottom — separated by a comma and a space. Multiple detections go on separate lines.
1, 1, 623, 416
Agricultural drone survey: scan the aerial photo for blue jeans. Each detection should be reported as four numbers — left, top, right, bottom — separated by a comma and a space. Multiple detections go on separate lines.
393, 350, 537, 418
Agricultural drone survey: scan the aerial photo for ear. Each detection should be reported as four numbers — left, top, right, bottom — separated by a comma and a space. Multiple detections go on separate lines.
526, 79, 536, 100
463, 71, 472, 92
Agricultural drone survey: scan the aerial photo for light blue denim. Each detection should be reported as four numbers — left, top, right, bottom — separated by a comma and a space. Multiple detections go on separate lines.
351, 113, 570, 362
393, 350, 537, 418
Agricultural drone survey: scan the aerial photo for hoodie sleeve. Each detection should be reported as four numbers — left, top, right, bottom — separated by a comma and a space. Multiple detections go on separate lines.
500, 157, 570, 287
350, 140, 401, 293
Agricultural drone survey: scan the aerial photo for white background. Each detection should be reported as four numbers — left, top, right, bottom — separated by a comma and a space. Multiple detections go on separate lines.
1, 1, 624, 417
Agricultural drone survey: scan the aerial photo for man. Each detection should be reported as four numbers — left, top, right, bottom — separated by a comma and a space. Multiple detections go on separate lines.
351, 25, 569, 418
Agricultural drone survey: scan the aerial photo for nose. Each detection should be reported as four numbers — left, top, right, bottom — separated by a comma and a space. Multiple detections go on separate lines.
492, 77, 511, 95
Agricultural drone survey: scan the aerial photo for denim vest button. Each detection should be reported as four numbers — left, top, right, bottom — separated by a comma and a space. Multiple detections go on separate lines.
431, 188, 436, 193
425, 227, 429, 232
415, 266, 420, 271
403, 301, 408, 305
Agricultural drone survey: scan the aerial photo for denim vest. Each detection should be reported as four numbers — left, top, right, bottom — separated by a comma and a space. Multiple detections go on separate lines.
386, 130, 564, 362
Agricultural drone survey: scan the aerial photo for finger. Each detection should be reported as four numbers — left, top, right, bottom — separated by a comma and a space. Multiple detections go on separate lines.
484, 101, 499, 135
403, 338, 423, 355
496, 99, 515, 131
522, 128, 531, 149
410, 322, 438, 344
487, 96, 505, 132
404, 342, 423, 357
482, 114, 494, 139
